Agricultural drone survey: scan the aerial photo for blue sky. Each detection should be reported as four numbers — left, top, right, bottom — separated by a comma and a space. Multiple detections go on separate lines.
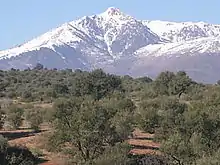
0, 0, 219, 50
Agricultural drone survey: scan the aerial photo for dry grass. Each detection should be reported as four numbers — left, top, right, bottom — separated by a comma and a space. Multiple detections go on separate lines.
12, 99, 53, 108
34, 103, 53, 108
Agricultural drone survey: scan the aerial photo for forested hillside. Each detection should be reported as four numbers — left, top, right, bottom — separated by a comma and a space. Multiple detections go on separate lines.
0, 64, 220, 165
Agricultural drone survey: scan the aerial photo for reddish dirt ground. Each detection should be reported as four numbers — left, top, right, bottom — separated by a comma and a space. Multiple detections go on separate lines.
129, 149, 162, 155
132, 129, 155, 139
128, 128, 161, 156
40, 162, 58, 165
8, 133, 66, 164
2, 127, 65, 165
128, 139, 160, 149
2, 126, 161, 164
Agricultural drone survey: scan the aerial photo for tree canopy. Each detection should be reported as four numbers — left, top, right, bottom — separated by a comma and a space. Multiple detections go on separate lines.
1, 64, 220, 164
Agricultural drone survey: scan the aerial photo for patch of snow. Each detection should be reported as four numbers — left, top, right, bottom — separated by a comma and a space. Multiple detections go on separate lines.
136, 37, 220, 57
143, 20, 220, 42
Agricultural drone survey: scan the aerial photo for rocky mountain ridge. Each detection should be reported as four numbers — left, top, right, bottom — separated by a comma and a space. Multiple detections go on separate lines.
1, 7, 220, 83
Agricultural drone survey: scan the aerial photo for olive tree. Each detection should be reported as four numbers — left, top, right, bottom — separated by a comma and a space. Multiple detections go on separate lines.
51, 96, 135, 163
6, 105, 24, 129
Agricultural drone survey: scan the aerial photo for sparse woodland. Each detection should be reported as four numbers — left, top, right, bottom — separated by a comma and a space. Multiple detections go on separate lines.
0, 64, 220, 164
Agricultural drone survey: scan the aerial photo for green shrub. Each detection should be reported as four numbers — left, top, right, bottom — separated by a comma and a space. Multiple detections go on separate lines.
6, 105, 24, 129
0, 135, 8, 152
4, 146, 37, 165
25, 108, 43, 131
0, 136, 37, 164
93, 143, 131, 165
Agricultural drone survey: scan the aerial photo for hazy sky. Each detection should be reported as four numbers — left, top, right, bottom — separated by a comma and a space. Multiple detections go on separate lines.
0, 0, 219, 50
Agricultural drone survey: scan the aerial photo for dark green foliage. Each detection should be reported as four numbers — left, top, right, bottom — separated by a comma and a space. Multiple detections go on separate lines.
169, 71, 192, 97
138, 86, 220, 164
153, 71, 193, 97
25, 108, 43, 131
0, 68, 124, 102
71, 69, 123, 100
51, 96, 135, 164
129, 155, 168, 165
138, 97, 187, 136
3, 146, 37, 165
22, 91, 33, 101
153, 71, 176, 95
0, 105, 5, 129
196, 149, 220, 165
93, 142, 131, 165
0, 135, 37, 165
53, 83, 69, 95
6, 105, 24, 129
137, 98, 161, 133
1, 67, 220, 164
0, 135, 8, 152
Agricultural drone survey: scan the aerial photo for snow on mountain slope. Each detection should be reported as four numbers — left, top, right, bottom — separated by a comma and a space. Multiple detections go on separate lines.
0, 24, 81, 60
136, 37, 220, 57
143, 20, 220, 42
1, 7, 220, 83
0, 7, 161, 60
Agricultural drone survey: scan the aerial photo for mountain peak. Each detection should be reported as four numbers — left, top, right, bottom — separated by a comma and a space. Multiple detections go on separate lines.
2, 10, 220, 83
105, 7, 122, 16
99, 7, 131, 20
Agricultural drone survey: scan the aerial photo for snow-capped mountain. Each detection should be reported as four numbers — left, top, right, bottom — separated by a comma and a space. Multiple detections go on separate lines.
143, 20, 220, 42
1, 7, 220, 83
0, 7, 161, 60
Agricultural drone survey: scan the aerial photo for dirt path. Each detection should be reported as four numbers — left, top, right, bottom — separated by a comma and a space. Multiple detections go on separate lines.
5, 128, 65, 165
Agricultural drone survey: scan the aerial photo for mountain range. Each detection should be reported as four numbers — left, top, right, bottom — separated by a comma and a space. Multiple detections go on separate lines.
1, 7, 220, 83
